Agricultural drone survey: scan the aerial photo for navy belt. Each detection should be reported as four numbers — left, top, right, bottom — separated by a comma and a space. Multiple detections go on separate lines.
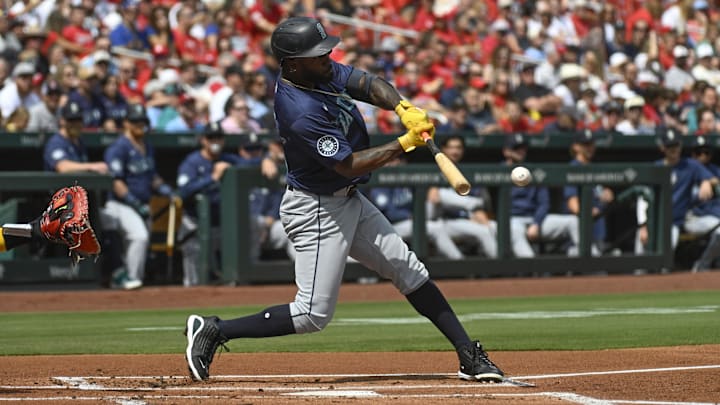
287, 185, 357, 197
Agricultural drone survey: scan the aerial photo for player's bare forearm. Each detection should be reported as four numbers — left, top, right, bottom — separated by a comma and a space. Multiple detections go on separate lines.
367, 76, 403, 110
334, 142, 404, 178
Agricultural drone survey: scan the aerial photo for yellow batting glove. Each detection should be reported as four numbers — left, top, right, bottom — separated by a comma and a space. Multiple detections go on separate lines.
397, 122, 435, 152
395, 100, 435, 138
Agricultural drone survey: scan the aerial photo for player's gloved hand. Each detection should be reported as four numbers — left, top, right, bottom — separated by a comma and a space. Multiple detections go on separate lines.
123, 193, 151, 219
397, 122, 435, 153
394, 100, 435, 138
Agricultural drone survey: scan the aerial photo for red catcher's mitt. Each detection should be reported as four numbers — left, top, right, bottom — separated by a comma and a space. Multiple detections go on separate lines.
40, 185, 101, 263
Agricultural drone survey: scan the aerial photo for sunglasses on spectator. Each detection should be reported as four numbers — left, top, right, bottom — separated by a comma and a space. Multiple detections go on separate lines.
232, 105, 249, 111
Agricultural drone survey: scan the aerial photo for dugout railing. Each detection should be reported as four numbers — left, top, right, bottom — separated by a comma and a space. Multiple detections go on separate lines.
210, 164, 673, 285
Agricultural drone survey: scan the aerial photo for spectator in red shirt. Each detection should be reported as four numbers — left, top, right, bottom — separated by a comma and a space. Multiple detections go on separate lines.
498, 99, 537, 133
172, 5, 208, 65
61, 4, 94, 58
248, 0, 287, 47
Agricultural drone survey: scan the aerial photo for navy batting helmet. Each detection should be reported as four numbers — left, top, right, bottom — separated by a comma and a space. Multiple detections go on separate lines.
270, 17, 339, 62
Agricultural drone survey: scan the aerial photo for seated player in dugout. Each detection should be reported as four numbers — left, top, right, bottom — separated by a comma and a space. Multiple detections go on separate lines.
427, 134, 498, 258
502, 133, 580, 257
184, 17, 504, 384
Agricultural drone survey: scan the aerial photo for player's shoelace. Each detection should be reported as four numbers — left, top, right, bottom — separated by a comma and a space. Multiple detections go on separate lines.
187, 318, 229, 368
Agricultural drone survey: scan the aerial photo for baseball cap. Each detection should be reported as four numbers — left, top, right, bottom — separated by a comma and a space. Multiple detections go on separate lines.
602, 100, 624, 113
697, 43, 714, 59
202, 121, 225, 139
609, 52, 629, 68
238, 133, 264, 149
12, 62, 35, 77
692, 135, 711, 149
60, 101, 83, 120
43, 79, 63, 95
224, 64, 244, 77
93, 50, 111, 64
659, 128, 681, 146
573, 129, 596, 144
504, 133, 528, 149
125, 103, 148, 123
624, 96, 645, 110
559, 63, 585, 81
673, 45, 689, 58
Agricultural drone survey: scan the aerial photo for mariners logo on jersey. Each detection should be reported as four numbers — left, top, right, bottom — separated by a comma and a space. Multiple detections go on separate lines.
317, 135, 339, 157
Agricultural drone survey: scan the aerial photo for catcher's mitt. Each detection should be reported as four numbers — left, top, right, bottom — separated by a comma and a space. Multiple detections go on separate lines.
40, 185, 101, 263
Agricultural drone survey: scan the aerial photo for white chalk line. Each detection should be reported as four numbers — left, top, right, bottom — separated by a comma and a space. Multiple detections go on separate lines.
0, 365, 715, 404
125, 306, 720, 331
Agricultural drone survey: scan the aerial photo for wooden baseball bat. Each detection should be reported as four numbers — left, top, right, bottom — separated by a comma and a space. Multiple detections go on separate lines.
422, 132, 471, 195
166, 196, 176, 258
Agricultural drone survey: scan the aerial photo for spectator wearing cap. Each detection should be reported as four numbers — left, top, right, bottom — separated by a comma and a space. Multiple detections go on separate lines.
554, 63, 586, 108
103, 103, 174, 290
543, 106, 580, 135
514, 61, 562, 122
110, 0, 151, 51
691, 42, 720, 87
88, 50, 112, 84
665, 45, 695, 95
636, 129, 714, 262
43, 100, 108, 174
61, 4, 94, 57
598, 100, 624, 134
0, 61, 41, 120
616, 96, 655, 135
98, 75, 129, 132
176, 122, 243, 286
220, 93, 262, 135
564, 130, 612, 254
608, 52, 629, 83
502, 133, 581, 258
436, 97, 476, 135
208, 64, 246, 123
27, 79, 63, 133
687, 135, 720, 270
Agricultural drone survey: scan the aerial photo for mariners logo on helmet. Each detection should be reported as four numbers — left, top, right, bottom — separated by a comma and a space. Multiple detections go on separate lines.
317, 135, 339, 157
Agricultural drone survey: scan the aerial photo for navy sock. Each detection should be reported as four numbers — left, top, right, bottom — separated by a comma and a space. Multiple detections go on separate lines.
406, 280, 471, 350
218, 304, 296, 339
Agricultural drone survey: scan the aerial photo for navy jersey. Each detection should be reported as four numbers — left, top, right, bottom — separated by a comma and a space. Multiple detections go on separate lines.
369, 187, 413, 223
43, 133, 88, 171
176, 151, 241, 222
563, 159, 607, 240
105, 136, 157, 203
98, 93, 128, 128
250, 188, 284, 219
693, 161, 720, 217
511, 184, 550, 225
67, 90, 103, 129
274, 61, 370, 194
658, 157, 714, 224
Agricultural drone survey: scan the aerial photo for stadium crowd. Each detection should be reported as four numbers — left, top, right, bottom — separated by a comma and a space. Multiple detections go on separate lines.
2, 0, 720, 137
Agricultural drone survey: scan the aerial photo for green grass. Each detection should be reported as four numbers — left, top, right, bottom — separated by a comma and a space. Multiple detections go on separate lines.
1, 291, 718, 356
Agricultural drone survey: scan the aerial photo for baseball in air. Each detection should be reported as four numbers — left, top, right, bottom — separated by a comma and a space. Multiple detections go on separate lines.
511, 166, 532, 187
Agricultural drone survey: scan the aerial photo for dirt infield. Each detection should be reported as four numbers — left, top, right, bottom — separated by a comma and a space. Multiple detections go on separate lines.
2, 271, 720, 404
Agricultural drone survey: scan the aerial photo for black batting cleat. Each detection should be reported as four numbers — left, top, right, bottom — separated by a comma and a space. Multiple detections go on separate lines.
184, 315, 228, 381
457, 341, 504, 382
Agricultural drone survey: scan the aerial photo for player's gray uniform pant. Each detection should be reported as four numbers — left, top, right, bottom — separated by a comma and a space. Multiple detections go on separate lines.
178, 215, 222, 287
443, 219, 498, 258
510, 215, 579, 258
102, 200, 149, 283
280, 188, 429, 334
682, 214, 720, 269
251, 216, 296, 262
393, 219, 463, 260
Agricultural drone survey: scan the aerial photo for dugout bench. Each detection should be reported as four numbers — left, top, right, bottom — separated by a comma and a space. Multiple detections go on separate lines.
206, 163, 674, 285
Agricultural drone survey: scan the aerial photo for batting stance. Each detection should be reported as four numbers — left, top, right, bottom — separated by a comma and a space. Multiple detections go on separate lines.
185, 17, 504, 383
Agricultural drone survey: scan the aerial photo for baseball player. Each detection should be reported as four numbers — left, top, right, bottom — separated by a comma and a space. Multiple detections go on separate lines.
185, 17, 503, 383
687, 135, 720, 270
176, 122, 243, 287
104, 104, 175, 290
426, 135, 498, 259
503, 133, 580, 257
369, 156, 464, 260
636, 131, 715, 266
563, 130, 612, 254
43, 101, 109, 174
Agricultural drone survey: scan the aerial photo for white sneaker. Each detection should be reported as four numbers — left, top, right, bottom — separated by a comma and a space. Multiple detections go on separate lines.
111, 268, 143, 290
122, 279, 143, 290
